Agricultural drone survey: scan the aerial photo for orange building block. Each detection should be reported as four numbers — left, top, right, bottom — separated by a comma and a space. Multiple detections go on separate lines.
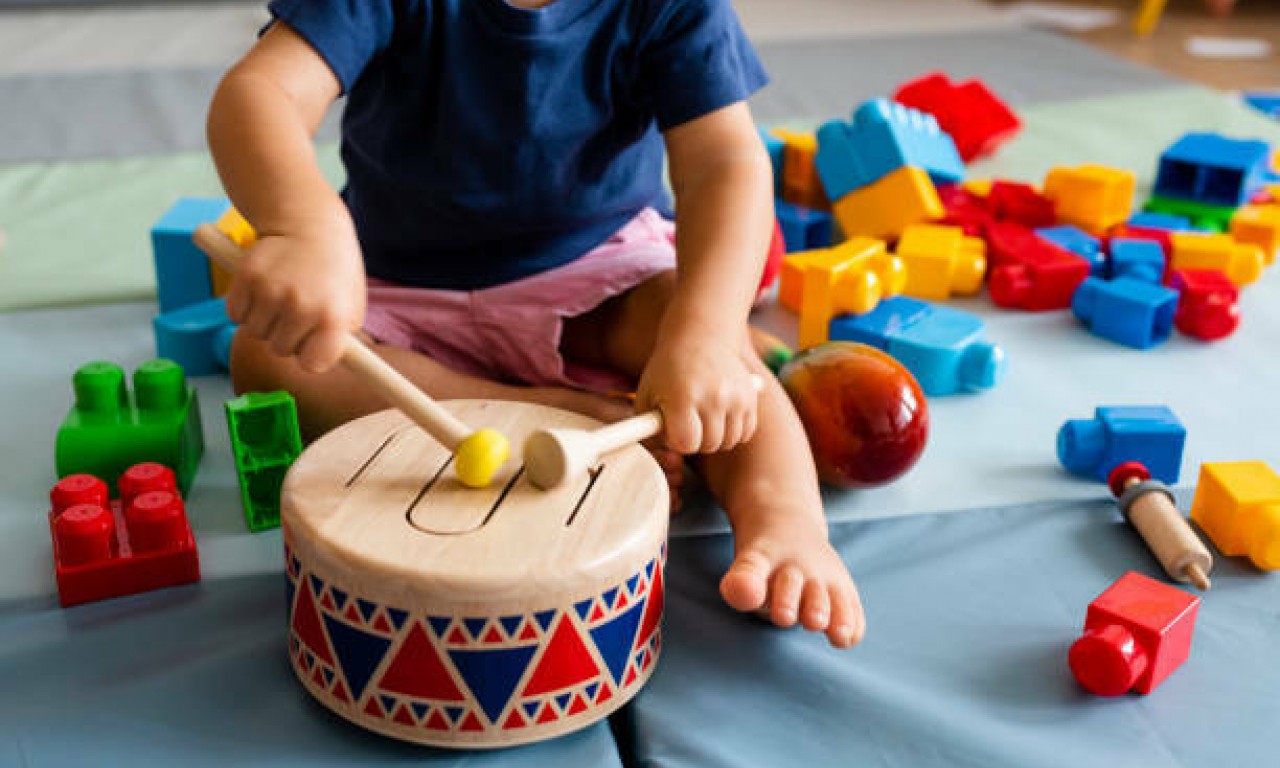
1190, 461, 1280, 571
1169, 232, 1264, 287
778, 239, 904, 350
210, 207, 257, 297
830, 166, 943, 241
773, 129, 830, 212
895, 224, 986, 300
1042, 164, 1135, 233
1230, 204, 1280, 266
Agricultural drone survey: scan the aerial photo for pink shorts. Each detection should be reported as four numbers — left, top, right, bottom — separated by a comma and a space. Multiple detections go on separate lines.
363, 208, 676, 393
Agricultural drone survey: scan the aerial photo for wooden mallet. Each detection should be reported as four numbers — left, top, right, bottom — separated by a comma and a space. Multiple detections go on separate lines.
192, 223, 509, 488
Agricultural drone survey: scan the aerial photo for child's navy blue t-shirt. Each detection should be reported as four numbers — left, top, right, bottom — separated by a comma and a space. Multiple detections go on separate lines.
267, 0, 768, 290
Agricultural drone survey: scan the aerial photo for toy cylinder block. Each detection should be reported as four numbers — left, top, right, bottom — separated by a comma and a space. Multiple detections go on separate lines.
1230, 204, 1280, 265
959, 342, 1004, 391
125, 491, 188, 553
1057, 419, 1105, 475
119, 463, 178, 507
51, 474, 109, 514
133, 359, 186, 412
54, 505, 116, 566
73, 362, 127, 416
1069, 624, 1148, 696
1169, 269, 1240, 341
1057, 407, 1184, 484
987, 264, 1030, 308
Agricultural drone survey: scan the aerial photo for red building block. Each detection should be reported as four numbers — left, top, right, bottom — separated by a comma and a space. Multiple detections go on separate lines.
987, 181, 1056, 228
985, 222, 1091, 310
756, 218, 786, 305
937, 183, 992, 237
1167, 268, 1241, 341
893, 72, 1021, 162
49, 463, 200, 607
1069, 571, 1199, 696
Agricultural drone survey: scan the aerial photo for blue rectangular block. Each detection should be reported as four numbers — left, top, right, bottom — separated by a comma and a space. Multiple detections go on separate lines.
1108, 238, 1166, 283
1126, 212, 1194, 231
1244, 92, 1280, 118
153, 298, 236, 376
1153, 132, 1272, 207
1036, 225, 1106, 276
775, 200, 834, 253
760, 128, 785, 198
1071, 277, 1177, 349
152, 198, 231, 313
1057, 405, 1185, 484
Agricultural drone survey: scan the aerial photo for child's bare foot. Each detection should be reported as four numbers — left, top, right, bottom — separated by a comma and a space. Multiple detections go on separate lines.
719, 510, 865, 648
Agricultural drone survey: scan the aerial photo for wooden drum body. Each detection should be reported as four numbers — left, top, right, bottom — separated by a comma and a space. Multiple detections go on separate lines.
282, 401, 669, 748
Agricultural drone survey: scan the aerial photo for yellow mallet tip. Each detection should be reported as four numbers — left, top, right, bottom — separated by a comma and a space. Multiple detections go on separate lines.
454, 429, 511, 488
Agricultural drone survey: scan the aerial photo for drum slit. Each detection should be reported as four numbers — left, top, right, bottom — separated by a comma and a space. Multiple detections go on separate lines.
404, 455, 453, 519
565, 465, 604, 527
344, 428, 404, 488
480, 467, 525, 529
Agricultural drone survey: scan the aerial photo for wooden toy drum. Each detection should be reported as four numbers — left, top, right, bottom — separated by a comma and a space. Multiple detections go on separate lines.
282, 401, 669, 748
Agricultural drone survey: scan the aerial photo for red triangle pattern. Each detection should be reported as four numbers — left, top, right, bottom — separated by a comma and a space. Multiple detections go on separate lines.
333, 680, 351, 703
615, 592, 629, 610
566, 694, 588, 716
537, 705, 558, 724
595, 685, 613, 704
311, 666, 326, 688
522, 616, 601, 697
291, 578, 336, 665
519, 623, 539, 641
460, 712, 484, 732
624, 667, 638, 687
393, 704, 416, 726
447, 626, 468, 644
320, 592, 337, 612
588, 603, 605, 623
635, 563, 664, 651
377, 622, 466, 701
363, 696, 385, 718
425, 710, 450, 730
482, 626, 504, 644
372, 613, 392, 634
343, 603, 362, 625
504, 710, 527, 729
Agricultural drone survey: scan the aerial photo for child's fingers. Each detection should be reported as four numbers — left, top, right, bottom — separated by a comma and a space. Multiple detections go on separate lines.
696, 402, 726, 453
270, 312, 315, 358
662, 403, 702, 455
297, 324, 348, 374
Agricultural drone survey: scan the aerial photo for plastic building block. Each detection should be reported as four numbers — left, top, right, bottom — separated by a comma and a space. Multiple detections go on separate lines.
828, 296, 1005, 396
1108, 238, 1166, 283
775, 200, 834, 253
986, 224, 1091, 311
1036, 225, 1106, 276
830, 166, 944, 241
756, 218, 786, 306
773, 129, 829, 211
49, 464, 201, 607
895, 224, 986, 300
153, 298, 237, 376
1072, 277, 1178, 349
55, 359, 204, 496
1043, 164, 1135, 233
211, 206, 256, 297
936, 183, 992, 237
152, 197, 231, 313
1244, 92, 1280, 118
815, 99, 964, 201
760, 127, 785, 197
1168, 268, 1240, 341
1154, 132, 1271, 208
1057, 406, 1185, 484
892, 72, 1020, 162
778, 239, 906, 350
1143, 195, 1233, 233
988, 181, 1056, 228
1229, 204, 1280, 265
1127, 212, 1194, 231
1191, 461, 1280, 570
226, 392, 303, 532
1169, 232, 1264, 286
1068, 571, 1199, 696
1106, 224, 1173, 259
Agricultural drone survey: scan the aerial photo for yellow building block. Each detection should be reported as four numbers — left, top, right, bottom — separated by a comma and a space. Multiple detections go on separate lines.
895, 224, 986, 300
1230, 204, 1280, 266
772, 129, 829, 211
1170, 232, 1264, 287
1042, 164, 1135, 234
830, 166, 943, 241
961, 178, 993, 198
211, 207, 257, 297
779, 239, 904, 350
1190, 461, 1280, 571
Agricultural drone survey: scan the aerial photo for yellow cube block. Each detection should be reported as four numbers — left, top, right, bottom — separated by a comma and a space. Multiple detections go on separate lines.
1042, 164, 1135, 233
772, 129, 828, 211
1191, 461, 1280, 571
830, 166, 943, 241
895, 224, 986, 300
211, 207, 257, 297
1170, 232, 1264, 287
779, 239, 903, 350
1230, 204, 1280, 266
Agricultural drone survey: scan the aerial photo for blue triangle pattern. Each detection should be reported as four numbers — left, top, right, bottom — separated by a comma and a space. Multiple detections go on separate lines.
500, 615, 523, 637
535, 609, 556, 631
574, 598, 594, 621
380, 695, 397, 713
590, 599, 646, 686
323, 614, 393, 702
523, 701, 541, 718
445, 706, 465, 724
357, 598, 379, 622
427, 616, 452, 638
585, 683, 600, 701
626, 574, 640, 594
284, 575, 296, 625
463, 617, 488, 638
448, 646, 538, 725
602, 588, 619, 610
555, 692, 573, 711
635, 650, 645, 666
322, 667, 335, 686
411, 702, 431, 721
331, 587, 348, 610
387, 608, 409, 632
309, 574, 324, 595
645, 560, 655, 579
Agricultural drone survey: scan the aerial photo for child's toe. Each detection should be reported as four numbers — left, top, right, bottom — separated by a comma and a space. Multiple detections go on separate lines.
800, 580, 830, 632
768, 564, 805, 627
827, 582, 866, 648
719, 549, 771, 612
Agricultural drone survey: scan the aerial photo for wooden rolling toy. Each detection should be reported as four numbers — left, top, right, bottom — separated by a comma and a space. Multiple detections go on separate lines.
282, 402, 669, 747
192, 224, 508, 488
1108, 461, 1213, 590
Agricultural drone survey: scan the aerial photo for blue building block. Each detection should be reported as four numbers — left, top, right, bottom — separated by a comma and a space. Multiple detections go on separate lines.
1126, 212, 1195, 231
815, 99, 965, 201
152, 198, 231, 313
1036, 225, 1106, 276
1057, 405, 1185, 484
1244, 92, 1280, 118
775, 200, 834, 253
1072, 277, 1177, 349
1108, 238, 1166, 283
153, 298, 237, 376
761, 128, 785, 197
1153, 133, 1272, 208
828, 296, 1005, 396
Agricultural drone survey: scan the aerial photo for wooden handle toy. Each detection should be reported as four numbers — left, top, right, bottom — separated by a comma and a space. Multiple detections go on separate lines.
1109, 461, 1213, 591
192, 223, 508, 488
282, 401, 669, 747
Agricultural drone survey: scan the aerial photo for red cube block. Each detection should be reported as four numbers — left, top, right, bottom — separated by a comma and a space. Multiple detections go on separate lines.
1069, 571, 1200, 696
49, 463, 200, 607
894, 72, 1021, 162
988, 181, 1056, 228
937, 184, 992, 237
1167, 268, 1241, 341
986, 222, 1091, 310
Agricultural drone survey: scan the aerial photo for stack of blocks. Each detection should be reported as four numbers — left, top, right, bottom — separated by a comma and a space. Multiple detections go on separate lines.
225, 392, 303, 532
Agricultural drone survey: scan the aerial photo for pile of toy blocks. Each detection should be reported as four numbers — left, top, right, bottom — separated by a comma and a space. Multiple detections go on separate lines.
762, 71, 1280, 391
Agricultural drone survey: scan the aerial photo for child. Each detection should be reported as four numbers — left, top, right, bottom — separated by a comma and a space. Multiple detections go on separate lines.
209, 0, 864, 648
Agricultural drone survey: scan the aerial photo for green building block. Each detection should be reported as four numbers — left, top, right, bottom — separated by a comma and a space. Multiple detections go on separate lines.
55, 359, 204, 496
225, 391, 303, 532
1143, 195, 1236, 233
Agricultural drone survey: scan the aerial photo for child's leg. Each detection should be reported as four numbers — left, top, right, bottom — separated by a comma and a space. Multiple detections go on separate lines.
562, 273, 866, 648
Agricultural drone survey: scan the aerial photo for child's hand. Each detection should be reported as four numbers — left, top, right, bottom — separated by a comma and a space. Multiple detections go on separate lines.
225, 216, 366, 374
636, 327, 761, 455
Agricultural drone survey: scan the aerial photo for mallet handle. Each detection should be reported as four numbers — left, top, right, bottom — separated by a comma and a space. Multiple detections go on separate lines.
588, 411, 665, 456
193, 223, 471, 449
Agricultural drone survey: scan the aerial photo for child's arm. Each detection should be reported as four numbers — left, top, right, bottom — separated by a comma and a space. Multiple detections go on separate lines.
207, 22, 365, 374
637, 101, 774, 455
